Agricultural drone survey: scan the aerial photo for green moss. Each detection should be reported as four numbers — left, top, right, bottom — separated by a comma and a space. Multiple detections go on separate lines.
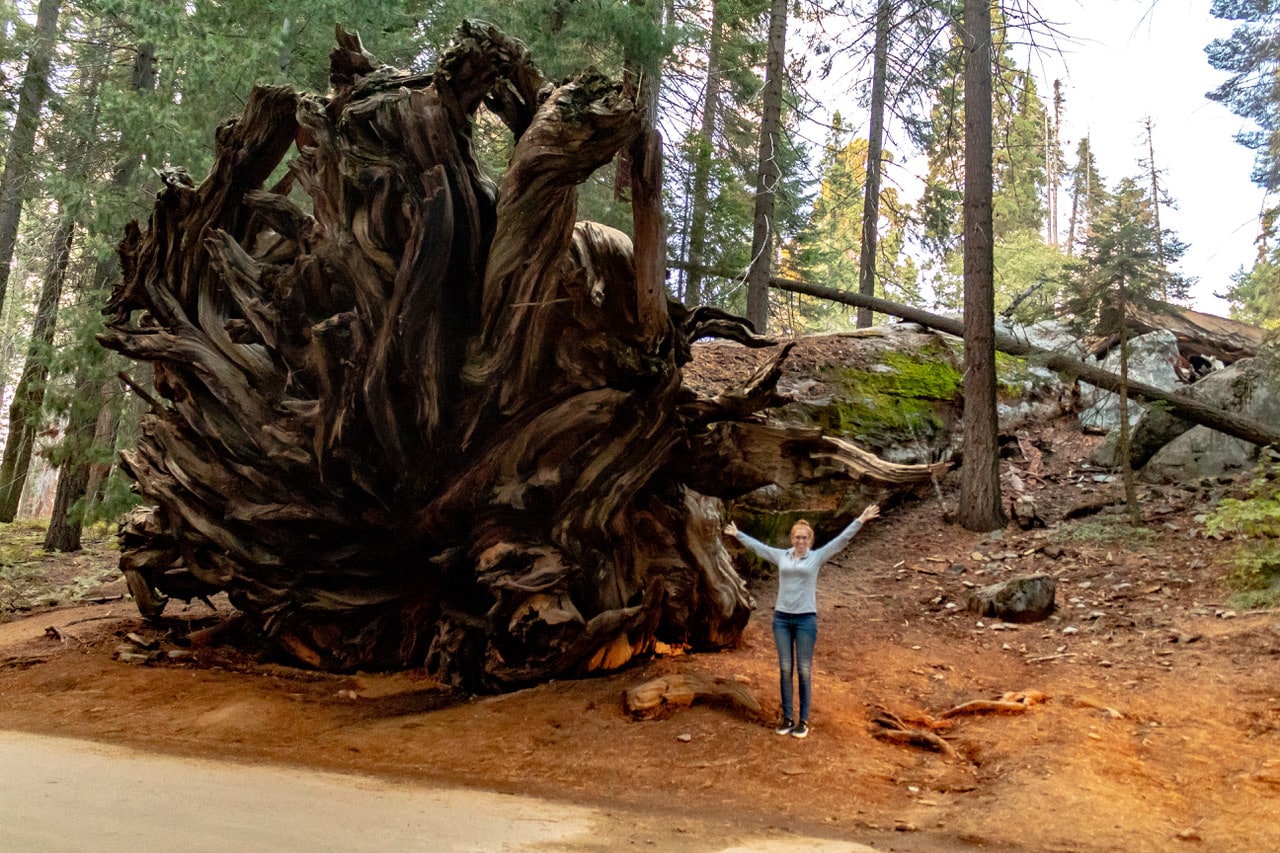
809, 349, 960, 447
1052, 516, 1158, 547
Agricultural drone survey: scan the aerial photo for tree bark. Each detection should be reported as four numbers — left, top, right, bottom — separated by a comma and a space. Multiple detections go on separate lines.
1144, 116, 1167, 300
768, 277, 1280, 451
0, 211, 72, 520
959, 0, 1006, 532
1116, 281, 1141, 522
682, 0, 724, 308
44, 461, 91, 551
856, 0, 891, 329
745, 0, 788, 332
97, 26, 939, 691
0, 0, 61, 383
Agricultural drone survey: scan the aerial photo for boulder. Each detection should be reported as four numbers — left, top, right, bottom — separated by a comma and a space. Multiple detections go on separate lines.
1141, 355, 1280, 482
966, 574, 1057, 623
1079, 330, 1183, 434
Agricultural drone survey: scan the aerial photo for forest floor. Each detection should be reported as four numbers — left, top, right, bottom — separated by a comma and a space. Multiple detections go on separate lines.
2, 340, 1280, 852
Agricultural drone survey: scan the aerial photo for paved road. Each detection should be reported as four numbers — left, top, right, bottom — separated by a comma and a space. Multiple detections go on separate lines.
0, 731, 881, 852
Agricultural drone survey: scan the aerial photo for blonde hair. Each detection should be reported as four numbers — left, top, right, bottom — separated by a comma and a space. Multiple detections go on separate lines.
790, 519, 814, 539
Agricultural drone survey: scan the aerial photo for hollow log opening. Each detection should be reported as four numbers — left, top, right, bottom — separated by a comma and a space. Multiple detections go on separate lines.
100, 24, 939, 691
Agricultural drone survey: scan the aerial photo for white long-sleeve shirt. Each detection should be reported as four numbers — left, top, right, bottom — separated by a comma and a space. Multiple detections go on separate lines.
734, 519, 865, 614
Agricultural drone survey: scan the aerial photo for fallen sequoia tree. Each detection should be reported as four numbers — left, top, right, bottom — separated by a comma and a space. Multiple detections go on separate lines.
98, 25, 943, 691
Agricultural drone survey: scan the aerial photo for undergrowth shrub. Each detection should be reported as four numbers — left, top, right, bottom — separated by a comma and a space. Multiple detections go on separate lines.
1204, 450, 1280, 608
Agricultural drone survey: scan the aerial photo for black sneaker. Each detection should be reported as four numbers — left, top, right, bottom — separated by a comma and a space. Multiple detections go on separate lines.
791, 720, 809, 739
774, 718, 795, 735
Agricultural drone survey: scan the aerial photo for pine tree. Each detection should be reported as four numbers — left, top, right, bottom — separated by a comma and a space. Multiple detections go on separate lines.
1064, 136, 1107, 256
1206, 0, 1280, 323
793, 114, 915, 329
992, 70, 1048, 240
0, 0, 61, 364
958, 0, 1005, 533
919, 10, 1049, 247
1205, 0, 1280, 193
745, 0, 789, 332
1066, 178, 1176, 523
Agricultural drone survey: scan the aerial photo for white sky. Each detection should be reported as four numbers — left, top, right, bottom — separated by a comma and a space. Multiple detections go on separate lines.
1024, 0, 1266, 314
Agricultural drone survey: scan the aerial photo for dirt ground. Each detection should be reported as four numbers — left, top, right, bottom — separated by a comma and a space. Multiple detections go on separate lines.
3, 342, 1280, 851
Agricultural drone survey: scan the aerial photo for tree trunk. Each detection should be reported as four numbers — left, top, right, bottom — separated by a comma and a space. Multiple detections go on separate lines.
83, 379, 124, 510
39, 41, 153, 537
745, 0, 788, 332
1049, 80, 1062, 247
0, 0, 61, 377
1116, 282, 1141, 523
97, 26, 933, 691
768, 277, 1280, 451
1144, 117, 1167, 300
683, 0, 724, 308
856, 0, 891, 329
959, 0, 1006, 532
43, 460, 90, 552
0, 211, 72, 520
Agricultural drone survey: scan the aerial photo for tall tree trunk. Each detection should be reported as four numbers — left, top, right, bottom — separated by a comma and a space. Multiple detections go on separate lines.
1116, 280, 1140, 523
83, 379, 125, 511
1066, 179, 1080, 256
0, 0, 61, 401
958, 0, 1005, 532
0, 47, 108, 522
42, 41, 155, 538
0, 211, 72, 520
1144, 116, 1167, 300
856, 0, 891, 329
683, 0, 725, 308
1049, 79, 1062, 247
745, 0, 788, 332
43, 434, 90, 552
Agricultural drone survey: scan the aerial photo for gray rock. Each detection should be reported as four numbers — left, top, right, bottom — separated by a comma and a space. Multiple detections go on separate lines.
1143, 355, 1280, 482
965, 574, 1057, 623
996, 319, 1087, 356
1080, 330, 1183, 434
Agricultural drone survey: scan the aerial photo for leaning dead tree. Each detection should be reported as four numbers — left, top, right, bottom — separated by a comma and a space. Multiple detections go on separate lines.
99, 25, 941, 690
771, 277, 1280, 451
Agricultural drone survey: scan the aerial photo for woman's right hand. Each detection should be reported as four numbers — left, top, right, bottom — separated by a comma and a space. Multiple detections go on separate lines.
723, 520, 739, 537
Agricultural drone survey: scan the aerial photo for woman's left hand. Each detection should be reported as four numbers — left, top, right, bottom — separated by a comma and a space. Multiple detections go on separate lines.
859, 503, 880, 523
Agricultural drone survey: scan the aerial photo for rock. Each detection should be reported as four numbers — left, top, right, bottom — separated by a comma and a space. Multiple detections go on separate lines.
676, 733, 692, 743
125, 632, 158, 650
1011, 494, 1044, 530
114, 645, 153, 665
1081, 330, 1183, 435
1142, 355, 1280, 482
965, 574, 1057, 623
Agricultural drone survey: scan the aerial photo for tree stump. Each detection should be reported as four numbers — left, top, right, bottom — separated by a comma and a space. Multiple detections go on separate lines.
99, 24, 939, 691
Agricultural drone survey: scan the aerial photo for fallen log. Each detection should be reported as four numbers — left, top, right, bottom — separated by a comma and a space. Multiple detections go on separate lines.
769, 277, 1280, 451
622, 673, 763, 721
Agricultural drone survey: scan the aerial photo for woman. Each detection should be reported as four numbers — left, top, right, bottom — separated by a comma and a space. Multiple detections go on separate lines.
724, 503, 880, 739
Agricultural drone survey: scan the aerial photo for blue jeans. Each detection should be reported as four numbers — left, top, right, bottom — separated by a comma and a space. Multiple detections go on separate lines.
772, 611, 817, 723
